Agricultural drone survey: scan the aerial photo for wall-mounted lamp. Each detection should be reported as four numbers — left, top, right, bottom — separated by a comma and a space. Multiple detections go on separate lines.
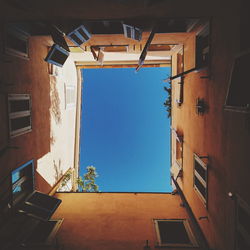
196, 98, 208, 115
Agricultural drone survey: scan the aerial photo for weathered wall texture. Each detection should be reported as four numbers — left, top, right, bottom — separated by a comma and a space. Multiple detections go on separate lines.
0, 34, 78, 195
54, 192, 201, 250
171, 6, 246, 250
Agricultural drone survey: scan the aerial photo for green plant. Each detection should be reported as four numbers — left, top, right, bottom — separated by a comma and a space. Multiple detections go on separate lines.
60, 171, 72, 190
76, 166, 99, 192
163, 86, 171, 118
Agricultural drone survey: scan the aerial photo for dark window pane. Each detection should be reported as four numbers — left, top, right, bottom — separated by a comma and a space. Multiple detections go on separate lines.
6, 32, 27, 54
195, 160, 206, 181
11, 116, 30, 131
10, 99, 29, 113
238, 205, 250, 235
25, 220, 58, 243
20, 203, 51, 220
13, 179, 33, 202
134, 29, 141, 41
227, 53, 250, 107
50, 27, 69, 52
26, 192, 61, 211
194, 176, 206, 199
69, 33, 83, 45
77, 28, 89, 41
126, 26, 131, 38
50, 49, 68, 65
12, 163, 32, 183
158, 221, 191, 244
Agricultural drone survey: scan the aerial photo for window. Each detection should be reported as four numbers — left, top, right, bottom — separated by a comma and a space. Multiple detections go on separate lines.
65, 84, 76, 109
176, 137, 183, 169
8, 94, 32, 138
175, 77, 184, 106
22, 219, 64, 247
12, 160, 34, 206
4, 24, 29, 59
50, 25, 69, 52
195, 22, 209, 68
224, 50, 250, 112
45, 44, 69, 67
67, 25, 92, 46
18, 191, 62, 221
154, 219, 198, 247
122, 24, 142, 41
172, 128, 183, 169
193, 153, 208, 205
176, 47, 184, 75
236, 196, 250, 250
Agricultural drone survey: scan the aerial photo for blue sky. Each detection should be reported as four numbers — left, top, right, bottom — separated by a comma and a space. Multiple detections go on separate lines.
79, 67, 171, 192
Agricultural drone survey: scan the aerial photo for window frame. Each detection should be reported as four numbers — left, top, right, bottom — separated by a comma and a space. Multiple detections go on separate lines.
172, 128, 183, 170
21, 218, 64, 247
122, 24, 142, 41
195, 22, 210, 69
154, 219, 198, 247
11, 160, 34, 207
67, 25, 92, 46
193, 153, 208, 205
4, 25, 30, 59
175, 76, 184, 106
45, 44, 70, 67
8, 94, 32, 138
224, 50, 250, 113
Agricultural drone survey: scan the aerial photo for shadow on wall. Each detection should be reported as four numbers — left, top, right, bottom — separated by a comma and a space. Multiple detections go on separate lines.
35, 163, 53, 194
54, 159, 63, 181
50, 76, 61, 124
0, 34, 53, 187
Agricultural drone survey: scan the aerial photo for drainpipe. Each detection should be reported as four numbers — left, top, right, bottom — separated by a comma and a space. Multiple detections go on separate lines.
171, 176, 210, 250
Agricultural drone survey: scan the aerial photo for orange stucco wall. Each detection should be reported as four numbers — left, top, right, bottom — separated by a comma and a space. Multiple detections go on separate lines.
53, 192, 201, 250
0, 33, 78, 204
171, 6, 246, 250
0, 36, 53, 192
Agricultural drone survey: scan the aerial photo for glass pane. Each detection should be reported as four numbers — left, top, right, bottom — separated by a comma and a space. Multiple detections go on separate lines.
77, 28, 89, 41
11, 115, 30, 131
194, 175, 206, 200
69, 33, 83, 45
25, 220, 58, 243
195, 160, 206, 181
50, 49, 68, 65
158, 220, 191, 244
12, 179, 33, 202
134, 29, 141, 41
10, 99, 29, 113
126, 26, 131, 38
226, 52, 250, 107
12, 163, 33, 183
26, 192, 60, 211
6, 32, 27, 53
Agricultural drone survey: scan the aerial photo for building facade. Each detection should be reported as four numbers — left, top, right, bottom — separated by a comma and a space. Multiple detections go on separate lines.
0, 0, 249, 250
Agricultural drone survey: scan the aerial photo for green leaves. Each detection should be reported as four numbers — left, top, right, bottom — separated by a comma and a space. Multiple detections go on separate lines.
163, 86, 171, 118
77, 166, 99, 192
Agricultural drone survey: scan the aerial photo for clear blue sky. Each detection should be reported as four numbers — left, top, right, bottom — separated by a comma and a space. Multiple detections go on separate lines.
79, 67, 172, 192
